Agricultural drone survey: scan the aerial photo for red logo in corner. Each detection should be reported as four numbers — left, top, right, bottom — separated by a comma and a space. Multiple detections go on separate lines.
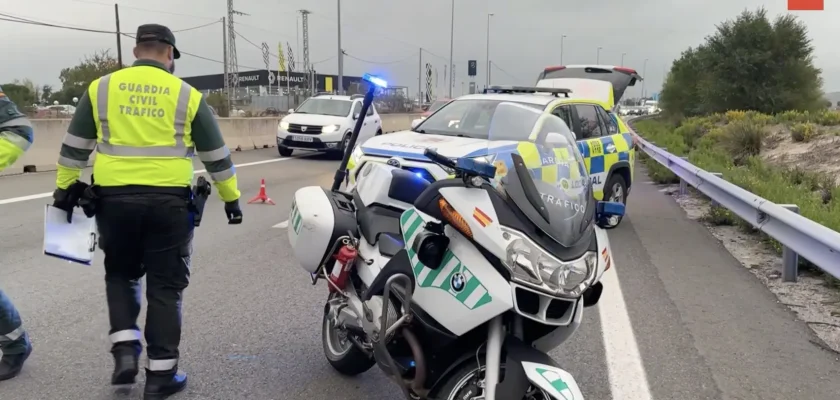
788, 0, 823, 10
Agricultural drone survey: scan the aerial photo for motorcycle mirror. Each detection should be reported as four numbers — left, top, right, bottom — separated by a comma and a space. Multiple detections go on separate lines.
595, 201, 625, 229
412, 231, 449, 270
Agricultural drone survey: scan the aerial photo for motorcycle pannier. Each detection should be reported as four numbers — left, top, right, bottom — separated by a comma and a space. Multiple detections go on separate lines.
288, 186, 358, 273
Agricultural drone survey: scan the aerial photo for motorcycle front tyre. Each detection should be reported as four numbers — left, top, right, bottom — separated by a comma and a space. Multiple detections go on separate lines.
321, 298, 375, 376
431, 363, 551, 400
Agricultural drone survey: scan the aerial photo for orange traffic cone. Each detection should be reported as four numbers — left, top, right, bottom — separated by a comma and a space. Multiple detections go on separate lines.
247, 178, 275, 205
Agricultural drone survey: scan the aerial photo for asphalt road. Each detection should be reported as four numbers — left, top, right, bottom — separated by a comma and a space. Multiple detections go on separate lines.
1, 148, 839, 400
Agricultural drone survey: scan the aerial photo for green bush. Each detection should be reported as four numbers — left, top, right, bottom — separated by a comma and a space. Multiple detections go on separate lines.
703, 206, 736, 225
720, 120, 764, 165
790, 122, 818, 142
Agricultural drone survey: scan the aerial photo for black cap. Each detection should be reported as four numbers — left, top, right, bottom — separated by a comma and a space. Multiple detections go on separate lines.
136, 24, 181, 59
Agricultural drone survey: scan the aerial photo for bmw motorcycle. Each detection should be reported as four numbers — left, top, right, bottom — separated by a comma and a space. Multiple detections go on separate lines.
287, 101, 625, 399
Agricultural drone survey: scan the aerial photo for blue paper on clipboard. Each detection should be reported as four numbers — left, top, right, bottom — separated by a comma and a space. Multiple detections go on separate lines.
43, 205, 97, 265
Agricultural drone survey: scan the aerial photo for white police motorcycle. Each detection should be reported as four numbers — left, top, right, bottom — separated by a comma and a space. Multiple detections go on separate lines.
288, 101, 625, 399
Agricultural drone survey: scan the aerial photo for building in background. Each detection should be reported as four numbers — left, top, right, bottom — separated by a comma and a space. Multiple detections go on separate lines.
182, 70, 414, 115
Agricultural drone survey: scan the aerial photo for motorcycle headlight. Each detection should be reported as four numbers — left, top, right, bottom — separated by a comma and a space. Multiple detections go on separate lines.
322, 124, 339, 134
502, 226, 597, 298
280, 120, 290, 130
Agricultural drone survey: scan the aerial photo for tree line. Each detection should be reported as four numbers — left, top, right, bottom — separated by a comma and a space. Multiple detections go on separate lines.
3, 49, 120, 110
660, 7, 827, 119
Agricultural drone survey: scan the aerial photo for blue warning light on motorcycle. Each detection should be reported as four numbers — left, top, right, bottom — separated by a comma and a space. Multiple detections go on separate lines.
363, 73, 388, 88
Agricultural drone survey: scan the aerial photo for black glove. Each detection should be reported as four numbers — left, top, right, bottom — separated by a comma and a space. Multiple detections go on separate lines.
224, 199, 243, 224
52, 181, 89, 223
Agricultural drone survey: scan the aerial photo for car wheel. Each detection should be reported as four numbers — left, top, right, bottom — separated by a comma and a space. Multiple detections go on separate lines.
602, 174, 627, 228
278, 146, 293, 157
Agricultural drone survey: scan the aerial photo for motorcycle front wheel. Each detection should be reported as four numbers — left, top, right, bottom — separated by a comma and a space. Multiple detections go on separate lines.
321, 295, 375, 376
433, 363, 551, 400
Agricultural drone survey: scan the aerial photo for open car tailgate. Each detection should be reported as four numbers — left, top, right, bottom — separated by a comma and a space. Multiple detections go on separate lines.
536, 65, 642, 105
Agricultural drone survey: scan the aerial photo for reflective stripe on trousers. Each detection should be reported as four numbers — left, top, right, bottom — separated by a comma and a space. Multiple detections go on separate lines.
110, 329, 141, 343
96, 74, 195, 158
148, 358, 178, 371
0, 326, 24, 344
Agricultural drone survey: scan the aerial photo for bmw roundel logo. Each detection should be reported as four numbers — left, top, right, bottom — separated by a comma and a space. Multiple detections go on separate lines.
386, 158, 401, 168
450, 273, 466, 292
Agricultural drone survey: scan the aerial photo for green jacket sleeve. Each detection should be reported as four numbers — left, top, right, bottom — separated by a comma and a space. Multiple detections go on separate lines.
56, 91, 97, 189
0, 87, 34, 172
191, 96, 241, 202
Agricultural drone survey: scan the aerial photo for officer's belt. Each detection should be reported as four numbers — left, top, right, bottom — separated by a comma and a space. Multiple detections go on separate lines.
93, 185, 192, 199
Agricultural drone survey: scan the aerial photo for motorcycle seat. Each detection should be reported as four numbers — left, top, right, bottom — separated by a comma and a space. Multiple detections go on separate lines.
378, 232, 405, 258
353, 192, 403, 246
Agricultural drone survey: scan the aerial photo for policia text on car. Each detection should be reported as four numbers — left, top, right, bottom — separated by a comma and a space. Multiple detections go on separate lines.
51, 24, 243, 399
0, 85, 35, 382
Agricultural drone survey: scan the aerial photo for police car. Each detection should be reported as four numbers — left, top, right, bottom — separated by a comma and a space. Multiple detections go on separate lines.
346, 86, 637, 226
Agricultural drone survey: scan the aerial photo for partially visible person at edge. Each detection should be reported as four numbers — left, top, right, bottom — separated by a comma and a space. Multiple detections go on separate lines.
0, 85, 35, 382
51, 24, 242, 399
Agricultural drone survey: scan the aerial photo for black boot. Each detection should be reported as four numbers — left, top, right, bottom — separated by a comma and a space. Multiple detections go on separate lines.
0, 341, 32, 382
111, 350, 139, 385
143, 370, 187, 399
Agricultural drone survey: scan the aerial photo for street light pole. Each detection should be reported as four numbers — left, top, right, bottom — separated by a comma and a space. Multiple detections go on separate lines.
336, 0, 343, 94
596, 47, 602, 64
485, 13, 493, 88
621, 52, 626, 67
448, 0, 455, 98
641, 58, 648, 99
560, 35, 567, 65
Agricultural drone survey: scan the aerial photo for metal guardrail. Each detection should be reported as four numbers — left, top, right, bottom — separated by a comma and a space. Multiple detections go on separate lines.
625, 115, 840, 282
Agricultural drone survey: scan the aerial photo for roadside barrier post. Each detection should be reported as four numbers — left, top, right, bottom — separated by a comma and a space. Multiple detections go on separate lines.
679, 156, 689, 195
779, 204, 801, 282
709, 173, 723, 207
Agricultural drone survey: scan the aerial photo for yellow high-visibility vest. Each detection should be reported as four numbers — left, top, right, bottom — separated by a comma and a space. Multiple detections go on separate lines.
88, 65, 202, 187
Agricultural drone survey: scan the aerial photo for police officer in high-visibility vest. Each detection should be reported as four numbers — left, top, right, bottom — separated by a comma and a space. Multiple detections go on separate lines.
0, 85, 34, 381
51, 24, 243, 398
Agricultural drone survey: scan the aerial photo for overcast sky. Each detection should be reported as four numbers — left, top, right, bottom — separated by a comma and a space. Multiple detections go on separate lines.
2, 0, 838, 98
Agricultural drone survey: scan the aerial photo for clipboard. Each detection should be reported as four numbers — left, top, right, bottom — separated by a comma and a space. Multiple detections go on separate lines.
43, 205, 98, 265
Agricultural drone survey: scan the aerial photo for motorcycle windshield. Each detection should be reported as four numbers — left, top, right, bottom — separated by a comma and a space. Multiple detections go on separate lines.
485, 102, 594, 248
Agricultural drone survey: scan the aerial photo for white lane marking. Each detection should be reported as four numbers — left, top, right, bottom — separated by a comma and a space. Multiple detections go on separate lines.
273, 220, 289, 228
0, 156, 300, 206
598, 266, 654, 400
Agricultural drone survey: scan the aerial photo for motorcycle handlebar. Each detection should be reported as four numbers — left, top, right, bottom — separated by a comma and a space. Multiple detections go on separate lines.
423, 148, 456, 169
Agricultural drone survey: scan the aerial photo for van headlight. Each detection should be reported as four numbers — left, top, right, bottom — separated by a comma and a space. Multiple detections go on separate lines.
502, 226, 597, 298
322, 124, 339, 133
280, 120, 290, 130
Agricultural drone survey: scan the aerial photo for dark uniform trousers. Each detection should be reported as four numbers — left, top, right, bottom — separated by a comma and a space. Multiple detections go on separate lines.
0, 289, 30, 356
96, 190, 193, 380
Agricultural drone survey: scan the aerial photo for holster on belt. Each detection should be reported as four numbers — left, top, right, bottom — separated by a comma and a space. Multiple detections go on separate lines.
189, 176, 212, 227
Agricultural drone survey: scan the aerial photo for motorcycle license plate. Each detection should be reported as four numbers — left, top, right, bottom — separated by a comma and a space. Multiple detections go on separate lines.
291, 135, 313, 142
